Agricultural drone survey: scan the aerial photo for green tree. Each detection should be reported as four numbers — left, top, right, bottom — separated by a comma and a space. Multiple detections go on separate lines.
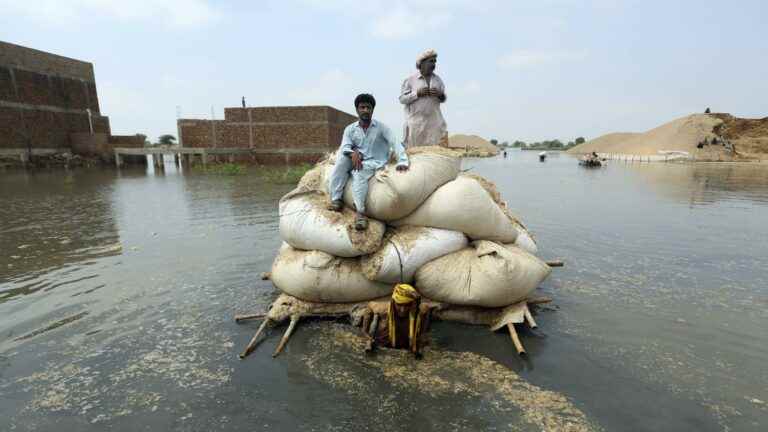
575, 137, 586, 144
158, 134, 177, 146
512, 140, 525, 148
490, 139, 499, 146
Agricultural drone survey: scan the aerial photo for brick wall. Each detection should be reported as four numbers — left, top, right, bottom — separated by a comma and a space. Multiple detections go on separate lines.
108, 134, 145, 148
178, 105, 357, 164
0, 41, 114, 152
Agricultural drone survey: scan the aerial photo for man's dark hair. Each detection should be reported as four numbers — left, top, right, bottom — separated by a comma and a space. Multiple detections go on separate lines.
354, 93, 376, 109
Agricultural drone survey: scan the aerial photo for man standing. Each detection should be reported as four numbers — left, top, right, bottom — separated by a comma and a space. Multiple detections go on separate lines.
328, 93, 409, 230
399, 49, 448, 148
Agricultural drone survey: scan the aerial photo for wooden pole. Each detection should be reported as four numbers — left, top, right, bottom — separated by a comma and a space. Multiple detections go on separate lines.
523, 307, 538, 329
546, 260, 564, 267
235, 313, 265, 323
507, 323, 526, 355
273, 315, 299, 357
239, 318, 271, 359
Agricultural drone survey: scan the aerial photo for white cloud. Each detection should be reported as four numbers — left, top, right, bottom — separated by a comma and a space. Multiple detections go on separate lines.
371, 5, 453, 40
0, 0, 221, 29
303, 0, 486, 40
497, 49, 587, 69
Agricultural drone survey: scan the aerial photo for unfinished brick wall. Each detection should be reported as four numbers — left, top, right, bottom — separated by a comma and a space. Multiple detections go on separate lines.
178, 105, 357, 165
0, 41, 111, 151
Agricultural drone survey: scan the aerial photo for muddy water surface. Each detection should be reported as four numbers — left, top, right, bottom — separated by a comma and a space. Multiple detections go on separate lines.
1, 153, 767, 431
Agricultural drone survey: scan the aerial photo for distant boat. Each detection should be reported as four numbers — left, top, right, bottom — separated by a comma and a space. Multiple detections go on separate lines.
539, 151, 547, 162
579, 157, 602, 167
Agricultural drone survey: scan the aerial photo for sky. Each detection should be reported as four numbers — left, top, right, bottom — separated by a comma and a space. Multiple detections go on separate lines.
2, 0, 767, 144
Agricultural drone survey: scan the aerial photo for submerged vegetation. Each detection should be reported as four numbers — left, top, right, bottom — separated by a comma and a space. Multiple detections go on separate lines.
195, 163, 247, 176
192, 162, 311, 184
256, 163, 312, 184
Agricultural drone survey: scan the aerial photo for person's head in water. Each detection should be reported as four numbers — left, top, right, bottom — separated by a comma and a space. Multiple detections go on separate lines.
354, 93, 376, 124
416, 49, 437, 76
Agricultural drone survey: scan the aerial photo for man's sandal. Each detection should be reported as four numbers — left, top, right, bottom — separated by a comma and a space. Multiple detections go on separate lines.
328, 200, 343, 212
354, 214, 368, 231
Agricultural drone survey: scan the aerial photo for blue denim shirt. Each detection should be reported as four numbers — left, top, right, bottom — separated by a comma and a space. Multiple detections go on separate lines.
339, 119, 409, 170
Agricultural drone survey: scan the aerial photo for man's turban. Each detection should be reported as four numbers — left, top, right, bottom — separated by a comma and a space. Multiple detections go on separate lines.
416, 49, 438, 68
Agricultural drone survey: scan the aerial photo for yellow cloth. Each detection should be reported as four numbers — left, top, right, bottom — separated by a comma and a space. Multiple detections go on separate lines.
388, 284, 422, 352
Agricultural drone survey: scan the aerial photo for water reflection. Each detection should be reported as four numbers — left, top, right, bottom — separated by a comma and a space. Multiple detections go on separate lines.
625, 162, 768, 206
0, 170, 122, 299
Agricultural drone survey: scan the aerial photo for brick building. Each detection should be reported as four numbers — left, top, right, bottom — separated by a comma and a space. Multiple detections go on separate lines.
178, 106, 357, 164
0, 41, 143, 157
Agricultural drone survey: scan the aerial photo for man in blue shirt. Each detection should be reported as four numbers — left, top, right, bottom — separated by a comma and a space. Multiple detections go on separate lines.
328, 93, 409, 230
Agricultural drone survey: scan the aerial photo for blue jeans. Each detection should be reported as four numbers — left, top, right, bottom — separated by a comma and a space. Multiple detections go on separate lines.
328, 154, 375, 214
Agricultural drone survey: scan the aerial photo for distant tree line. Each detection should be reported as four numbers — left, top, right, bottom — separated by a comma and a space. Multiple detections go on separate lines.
493, 136, 586, 150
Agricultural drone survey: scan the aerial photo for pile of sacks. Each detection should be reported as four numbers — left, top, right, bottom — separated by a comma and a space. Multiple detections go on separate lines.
271, 146, 551, 307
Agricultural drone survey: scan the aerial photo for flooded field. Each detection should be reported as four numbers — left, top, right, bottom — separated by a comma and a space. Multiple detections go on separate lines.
1, 152, 767, 431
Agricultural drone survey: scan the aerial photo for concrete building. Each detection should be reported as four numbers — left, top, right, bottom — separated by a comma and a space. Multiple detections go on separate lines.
178, 106, 357, 165
0, 40, 143, 161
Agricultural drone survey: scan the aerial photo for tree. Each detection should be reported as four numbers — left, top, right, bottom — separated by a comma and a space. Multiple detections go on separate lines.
490, 139, 499, 146
512, 140, 525, 148
158, 134, 177, 146
575, 137, 586, 144
501, 141, 509, 148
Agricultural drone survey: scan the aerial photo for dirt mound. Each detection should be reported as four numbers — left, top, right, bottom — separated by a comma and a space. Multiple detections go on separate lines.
447, 134, 499, 156
712, 113, 768, 156
568, 114, 721, 156
566, 132, 640, 154
568, 113, 768, 158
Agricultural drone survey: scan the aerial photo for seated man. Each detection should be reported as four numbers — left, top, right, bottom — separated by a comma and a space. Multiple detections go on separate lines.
363, 284, 429, 358
328, 93, 409, 230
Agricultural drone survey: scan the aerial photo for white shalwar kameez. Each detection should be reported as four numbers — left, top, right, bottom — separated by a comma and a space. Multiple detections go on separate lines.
399, 72, 448, 148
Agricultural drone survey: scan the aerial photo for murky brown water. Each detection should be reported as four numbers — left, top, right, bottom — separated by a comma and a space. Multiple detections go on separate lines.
1, 153, 767, 431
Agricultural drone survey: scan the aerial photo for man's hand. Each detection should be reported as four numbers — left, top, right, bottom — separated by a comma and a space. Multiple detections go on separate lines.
430, 88, 444, 99
417, 87, 430, 97
396, 164, 409, 172
350, 150, 363, 171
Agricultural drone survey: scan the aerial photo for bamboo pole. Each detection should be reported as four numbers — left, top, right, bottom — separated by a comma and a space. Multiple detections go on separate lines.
523, 307, 538, 329
273, 315, 299, 357
507, 323, 526, 355
239, 318, 271, 359
527, 296, 553, 305
235, 313, 265, 323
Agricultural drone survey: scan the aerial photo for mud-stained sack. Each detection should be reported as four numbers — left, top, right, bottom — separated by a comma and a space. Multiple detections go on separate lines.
392, 176, 520, 243
279, 189, 385, 258
271, 243, 392, 303
323, 147, 461, 221
361, 226, 468, 284
413, 241, 551, 307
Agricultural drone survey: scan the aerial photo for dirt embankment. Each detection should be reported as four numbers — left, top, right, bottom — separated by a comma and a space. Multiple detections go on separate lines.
711, 113, 768, 156
568, 113, 768, 160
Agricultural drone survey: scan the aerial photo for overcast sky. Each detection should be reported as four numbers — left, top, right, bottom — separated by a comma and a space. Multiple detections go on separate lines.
2, 0, 766, 143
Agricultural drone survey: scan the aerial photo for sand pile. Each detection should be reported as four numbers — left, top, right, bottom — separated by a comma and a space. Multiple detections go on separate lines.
447, 134, 500, 157
568, 114, 725, 156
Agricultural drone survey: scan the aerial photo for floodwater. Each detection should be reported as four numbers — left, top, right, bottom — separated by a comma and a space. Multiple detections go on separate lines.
1, 152, 767, 431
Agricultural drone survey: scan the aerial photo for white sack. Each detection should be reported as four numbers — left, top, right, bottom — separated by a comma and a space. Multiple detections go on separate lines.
392, 176, 520, 243
323, 148, 461, 221
271, 243, 392, 303
361, 226, 468, 284
279, 190, 385, 257
512, 224, 538, 254
413, 241, 551, 307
